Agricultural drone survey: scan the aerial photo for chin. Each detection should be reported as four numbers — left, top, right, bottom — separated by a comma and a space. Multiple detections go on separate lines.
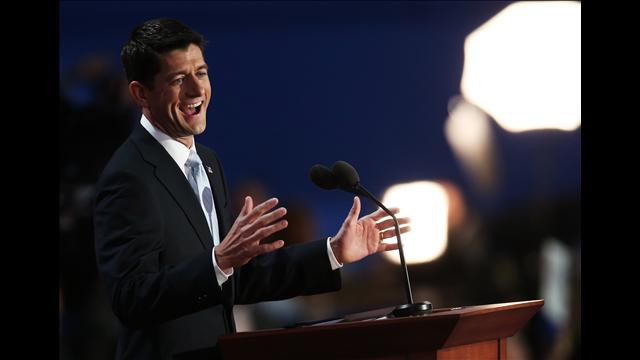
193, 122, 207, 135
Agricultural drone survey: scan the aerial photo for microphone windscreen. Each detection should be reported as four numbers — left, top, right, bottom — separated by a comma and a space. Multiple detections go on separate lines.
332, 161, 360, 190
309, 164, 338, 190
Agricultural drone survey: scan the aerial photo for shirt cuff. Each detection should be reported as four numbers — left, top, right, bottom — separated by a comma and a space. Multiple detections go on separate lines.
326, 237, 343, 271
212, 248, 234, 287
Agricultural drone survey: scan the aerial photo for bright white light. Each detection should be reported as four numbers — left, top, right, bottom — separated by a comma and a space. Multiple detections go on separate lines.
461, 1, 581, 132
540, 237, 571, 326
381, 181, 448, 265
445, 95, 491, 152
444, 95, 498, 193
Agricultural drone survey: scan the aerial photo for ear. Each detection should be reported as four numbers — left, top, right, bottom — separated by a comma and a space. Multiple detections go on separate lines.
128, 81, 150, 108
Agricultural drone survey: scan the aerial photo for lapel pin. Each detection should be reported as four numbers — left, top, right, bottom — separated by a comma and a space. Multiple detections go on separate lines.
206, 166, 213, 174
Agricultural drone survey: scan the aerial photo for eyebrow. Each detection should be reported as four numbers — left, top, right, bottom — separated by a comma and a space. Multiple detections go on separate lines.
165, 64, 209, 81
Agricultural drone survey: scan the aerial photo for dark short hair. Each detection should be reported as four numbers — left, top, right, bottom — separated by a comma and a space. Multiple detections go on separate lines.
121, 18, 207, 88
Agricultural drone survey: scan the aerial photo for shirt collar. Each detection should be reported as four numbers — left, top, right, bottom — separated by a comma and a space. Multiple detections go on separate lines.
140, 114, 197, 175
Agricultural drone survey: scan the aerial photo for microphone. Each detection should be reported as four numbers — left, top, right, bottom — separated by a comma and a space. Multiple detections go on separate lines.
309, 162, 364, 196
310, 161, 432, 317
309, 164, 339, 190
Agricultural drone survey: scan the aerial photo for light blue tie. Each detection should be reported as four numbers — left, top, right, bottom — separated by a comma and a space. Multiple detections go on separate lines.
185, 150, 220, 245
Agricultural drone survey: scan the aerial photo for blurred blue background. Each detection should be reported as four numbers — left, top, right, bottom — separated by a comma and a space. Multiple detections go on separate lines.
60, 2, 580, 359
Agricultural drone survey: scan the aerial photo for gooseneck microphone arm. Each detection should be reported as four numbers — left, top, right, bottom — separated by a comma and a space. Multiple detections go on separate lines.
354, 183, 413, 305
310, 161, 432, 317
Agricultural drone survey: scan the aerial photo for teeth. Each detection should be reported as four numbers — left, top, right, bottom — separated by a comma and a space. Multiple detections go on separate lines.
185, 101, 203, 108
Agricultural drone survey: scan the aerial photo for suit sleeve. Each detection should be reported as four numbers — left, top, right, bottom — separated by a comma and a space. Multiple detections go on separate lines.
94, 170, 223, 329
234, 239, 342, 304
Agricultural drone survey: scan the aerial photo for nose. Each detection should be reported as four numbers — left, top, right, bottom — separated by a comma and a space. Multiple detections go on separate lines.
183, 73, 205, 97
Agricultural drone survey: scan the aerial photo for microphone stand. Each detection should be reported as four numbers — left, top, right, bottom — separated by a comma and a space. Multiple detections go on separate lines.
355, 183, 432, 317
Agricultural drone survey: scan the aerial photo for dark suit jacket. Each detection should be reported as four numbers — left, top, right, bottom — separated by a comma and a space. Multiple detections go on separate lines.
94, 123, 341, 359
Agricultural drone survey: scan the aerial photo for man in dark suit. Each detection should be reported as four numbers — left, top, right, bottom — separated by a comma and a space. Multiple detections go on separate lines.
94, 18, 410, 360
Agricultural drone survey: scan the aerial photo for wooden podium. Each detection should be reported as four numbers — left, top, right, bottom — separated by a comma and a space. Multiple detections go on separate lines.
219, 299, 543, 359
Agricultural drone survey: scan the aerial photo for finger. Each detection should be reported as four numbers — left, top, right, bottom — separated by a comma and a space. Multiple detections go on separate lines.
244, 220, 289, 244
378, 242, 400, 252
380, 225, 412, 239
256, 239, 285, 256
242, 207, 287, 236
376, 217, 410, 231
241, 196, 253, 216
228, 196, 253, 236
343, 196, 361, 225
232, 196, 255, 231
244, 197, 279, 223
366, 207, 401, 222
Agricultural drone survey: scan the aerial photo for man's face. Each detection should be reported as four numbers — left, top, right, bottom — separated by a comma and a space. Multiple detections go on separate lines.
144, 43, 211, 142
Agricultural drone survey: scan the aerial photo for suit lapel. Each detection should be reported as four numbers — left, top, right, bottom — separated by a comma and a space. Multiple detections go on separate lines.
131, 124, 213, 251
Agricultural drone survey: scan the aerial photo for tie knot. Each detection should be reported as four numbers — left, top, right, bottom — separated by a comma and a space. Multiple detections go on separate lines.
185, 150, 202, 169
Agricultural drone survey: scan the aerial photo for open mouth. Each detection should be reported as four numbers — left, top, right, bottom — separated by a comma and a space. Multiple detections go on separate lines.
179, 101, 203, 116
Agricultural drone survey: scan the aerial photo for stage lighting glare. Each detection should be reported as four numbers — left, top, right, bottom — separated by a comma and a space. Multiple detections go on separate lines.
460, 1, 581, 132
381, 181, 448, 265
